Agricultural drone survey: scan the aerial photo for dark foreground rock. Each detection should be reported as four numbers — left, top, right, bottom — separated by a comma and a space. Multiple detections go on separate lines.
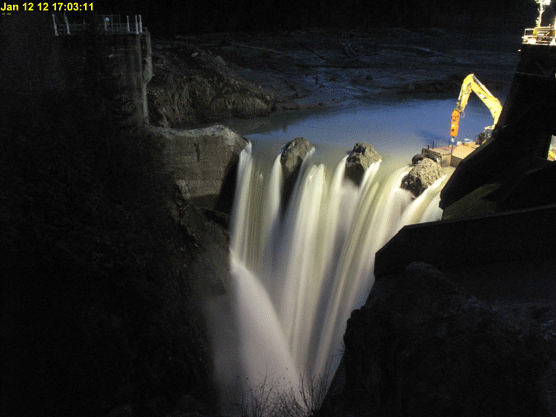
318, 262, 556, 417
401, 157, 444, 197
2, 108, 241, 416
148, 45, 275, 127
345, 142, 382, 185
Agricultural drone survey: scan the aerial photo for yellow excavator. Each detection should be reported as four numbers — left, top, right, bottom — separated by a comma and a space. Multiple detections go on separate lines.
449, 74, 502, 143
423, 74, 502, 167
449, 73, 556, 160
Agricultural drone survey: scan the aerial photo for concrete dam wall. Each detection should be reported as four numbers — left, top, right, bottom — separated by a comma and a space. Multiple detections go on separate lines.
0, 13, 152, 126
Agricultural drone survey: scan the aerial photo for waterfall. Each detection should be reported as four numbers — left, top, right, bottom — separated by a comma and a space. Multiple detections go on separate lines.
223, 141, 450, 413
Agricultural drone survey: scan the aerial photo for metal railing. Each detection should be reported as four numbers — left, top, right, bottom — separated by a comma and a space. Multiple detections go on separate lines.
52, 14, 146, 36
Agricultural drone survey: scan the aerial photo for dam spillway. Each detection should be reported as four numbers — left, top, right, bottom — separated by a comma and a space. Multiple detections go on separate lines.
217, 138, 451, 411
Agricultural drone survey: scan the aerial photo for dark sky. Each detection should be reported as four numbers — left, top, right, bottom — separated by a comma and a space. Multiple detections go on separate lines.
91, 0, 537, 35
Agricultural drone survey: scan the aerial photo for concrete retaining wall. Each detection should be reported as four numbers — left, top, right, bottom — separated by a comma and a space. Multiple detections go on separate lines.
375, 203, 556, 277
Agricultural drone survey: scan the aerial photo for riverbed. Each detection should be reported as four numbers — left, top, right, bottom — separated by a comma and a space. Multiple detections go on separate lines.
151, 27, 519, 128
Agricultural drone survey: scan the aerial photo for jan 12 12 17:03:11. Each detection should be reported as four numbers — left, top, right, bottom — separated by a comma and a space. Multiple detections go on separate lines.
14, 3, 94, 12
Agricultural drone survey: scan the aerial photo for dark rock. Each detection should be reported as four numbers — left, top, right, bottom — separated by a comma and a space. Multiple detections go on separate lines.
281, 137, 315, 178
411, 153, 424, 165
3, 204, 219, 417
2, 117, 242, 416
345, 142, 382, 185
318, 262, 556, 417
400, 158, 444, 197
280, 137, 315, 207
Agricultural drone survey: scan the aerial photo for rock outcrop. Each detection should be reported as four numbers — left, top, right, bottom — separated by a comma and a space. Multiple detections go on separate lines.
280, 137, 315, 206
154, 124, 248, 214
318, 262, 556, 417
281, 137, 315, 178
401, 157, 444, 197
148, 45, 275, 127
345, 142, 382, 185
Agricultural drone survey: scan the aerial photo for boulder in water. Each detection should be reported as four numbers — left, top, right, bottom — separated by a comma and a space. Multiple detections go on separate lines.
280, 137, 315, 179
401, 157, 444, 197
411, 153, 425, 165
345, 142, 382, 185
280, 137, 315, 208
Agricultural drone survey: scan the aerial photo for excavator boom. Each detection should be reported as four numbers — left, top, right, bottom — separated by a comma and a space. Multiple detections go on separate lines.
450, 74, 502, 140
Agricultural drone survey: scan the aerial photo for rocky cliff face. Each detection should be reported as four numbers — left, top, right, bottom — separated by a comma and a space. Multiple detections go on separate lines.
318, 262, 556, 417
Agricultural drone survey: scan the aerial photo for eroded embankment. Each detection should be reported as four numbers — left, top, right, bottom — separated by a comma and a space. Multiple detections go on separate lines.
148, 28, 519, 125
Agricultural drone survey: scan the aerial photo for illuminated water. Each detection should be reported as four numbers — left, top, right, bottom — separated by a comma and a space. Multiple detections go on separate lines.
215, 99, 494, 413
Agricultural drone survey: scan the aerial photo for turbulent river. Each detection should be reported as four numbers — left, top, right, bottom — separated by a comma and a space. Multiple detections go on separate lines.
213, 99, 494, 413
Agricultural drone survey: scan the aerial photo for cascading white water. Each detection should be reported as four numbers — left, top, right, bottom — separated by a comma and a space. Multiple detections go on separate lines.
224, 140, 451, 413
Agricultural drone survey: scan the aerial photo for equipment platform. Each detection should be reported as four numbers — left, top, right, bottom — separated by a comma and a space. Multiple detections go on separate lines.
422, 142, 479, 168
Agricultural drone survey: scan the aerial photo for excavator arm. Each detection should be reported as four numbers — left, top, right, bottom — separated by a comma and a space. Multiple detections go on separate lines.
450, 73, 502, 140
